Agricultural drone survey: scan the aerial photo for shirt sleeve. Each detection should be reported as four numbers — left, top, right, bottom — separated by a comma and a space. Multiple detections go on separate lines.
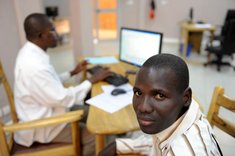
59, 71, 70, 83
29, 69, 92, 108
72, 80, 92, 104
116, 134, 152, 155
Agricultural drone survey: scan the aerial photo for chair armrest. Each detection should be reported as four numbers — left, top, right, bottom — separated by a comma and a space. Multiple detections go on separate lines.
3, 110, 83, 132
117, 154, 141, 156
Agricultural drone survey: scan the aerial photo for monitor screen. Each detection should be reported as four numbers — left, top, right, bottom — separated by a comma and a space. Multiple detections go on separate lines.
45, 6, 58, 17
119, 27, 163, 67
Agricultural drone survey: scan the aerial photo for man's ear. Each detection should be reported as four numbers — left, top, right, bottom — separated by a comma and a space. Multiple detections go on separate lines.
36, 32, 43, 39
183, 87, 192, 107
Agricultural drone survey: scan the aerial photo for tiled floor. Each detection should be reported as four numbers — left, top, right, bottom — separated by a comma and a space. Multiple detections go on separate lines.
48, 40, 235, 156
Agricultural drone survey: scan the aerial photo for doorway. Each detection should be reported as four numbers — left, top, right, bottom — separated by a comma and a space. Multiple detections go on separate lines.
93, 0, 118, 41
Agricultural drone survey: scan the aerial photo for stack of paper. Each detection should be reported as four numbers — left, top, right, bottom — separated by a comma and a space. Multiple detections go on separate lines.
85, 84, 133, 113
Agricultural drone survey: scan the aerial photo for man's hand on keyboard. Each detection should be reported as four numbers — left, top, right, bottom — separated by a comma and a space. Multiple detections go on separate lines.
88, 67, 112, 84
70, 60, 89, 76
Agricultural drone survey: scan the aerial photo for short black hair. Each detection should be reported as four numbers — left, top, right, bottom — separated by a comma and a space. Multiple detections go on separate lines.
143, 53, 189, 92
24, 13, 50, 40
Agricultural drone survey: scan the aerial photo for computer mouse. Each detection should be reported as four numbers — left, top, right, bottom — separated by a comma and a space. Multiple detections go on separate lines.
111, 88, 127, 96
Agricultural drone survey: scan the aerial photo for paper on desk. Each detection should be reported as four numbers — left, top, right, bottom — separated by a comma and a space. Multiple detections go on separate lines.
85, 56, 119, 64
85, 84, 133, 113
194, 23, 212, 28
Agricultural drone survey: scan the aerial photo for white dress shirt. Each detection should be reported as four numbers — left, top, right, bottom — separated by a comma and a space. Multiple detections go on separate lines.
116, 100, 222, 156
14, 42, 92, 147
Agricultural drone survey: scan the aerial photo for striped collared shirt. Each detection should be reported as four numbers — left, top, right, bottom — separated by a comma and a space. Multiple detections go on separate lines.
116, 100, 222, 156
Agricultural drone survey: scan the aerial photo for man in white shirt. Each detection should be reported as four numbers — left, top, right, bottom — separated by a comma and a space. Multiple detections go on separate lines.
14, 13, 110, 156
99, 54, 222, 156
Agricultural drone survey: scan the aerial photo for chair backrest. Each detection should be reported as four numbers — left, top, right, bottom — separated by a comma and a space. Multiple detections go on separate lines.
221, 10, 235, 36
221, 19, 235, 55
0, 60, 18, 155
207, 86, 235, 137
0, 60, 18, 123
225, 10, 235, 23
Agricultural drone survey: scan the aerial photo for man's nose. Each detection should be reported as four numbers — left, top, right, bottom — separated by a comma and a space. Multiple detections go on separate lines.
138, 96, 153, 113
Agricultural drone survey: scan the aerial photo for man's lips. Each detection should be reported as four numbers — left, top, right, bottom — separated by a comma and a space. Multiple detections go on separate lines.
137, 116, 155, 126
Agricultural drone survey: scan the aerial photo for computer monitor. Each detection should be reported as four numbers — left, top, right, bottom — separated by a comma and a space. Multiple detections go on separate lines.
45, 6, 58, 20
119, 27, 163, 67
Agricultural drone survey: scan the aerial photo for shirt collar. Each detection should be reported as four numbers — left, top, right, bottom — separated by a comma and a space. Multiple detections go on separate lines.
26, 41, 50, 63
153, 99, 200, 149
154, 113, 185, 143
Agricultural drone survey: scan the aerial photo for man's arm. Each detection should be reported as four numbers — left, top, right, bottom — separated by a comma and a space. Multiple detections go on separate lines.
59, 60, 88, 83
70, 60, 88, 77
99, 134, 152, 156
30, 69, 91, 107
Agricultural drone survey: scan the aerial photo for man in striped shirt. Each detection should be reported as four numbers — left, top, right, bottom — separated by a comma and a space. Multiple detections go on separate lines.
99, 54, 222, 156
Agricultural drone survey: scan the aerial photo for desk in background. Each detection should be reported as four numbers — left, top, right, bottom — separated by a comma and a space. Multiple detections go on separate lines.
180, 22, 216, 59
86, 61, 140, 155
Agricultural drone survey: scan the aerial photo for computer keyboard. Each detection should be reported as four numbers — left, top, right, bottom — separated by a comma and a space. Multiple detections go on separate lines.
87, 65, 129, 86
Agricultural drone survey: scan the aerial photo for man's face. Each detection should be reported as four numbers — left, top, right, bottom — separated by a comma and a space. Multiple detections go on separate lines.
133, 67, 188, 134
42, 22, 58, 48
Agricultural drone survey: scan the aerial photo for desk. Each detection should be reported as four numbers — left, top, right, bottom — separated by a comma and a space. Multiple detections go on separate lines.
181, 22, 216, 59
86, 61, 139, 155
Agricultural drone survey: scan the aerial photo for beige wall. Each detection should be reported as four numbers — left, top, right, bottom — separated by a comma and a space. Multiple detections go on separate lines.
14, 0, 43, 45
0, 0, 20, 117
0, 0, 42, 117
0, 0, 20, 88
119, 0, 235, 39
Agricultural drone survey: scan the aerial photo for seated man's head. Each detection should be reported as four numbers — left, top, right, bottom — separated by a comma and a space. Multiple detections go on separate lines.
133, 53, 192, 134
24, 13, 58, 50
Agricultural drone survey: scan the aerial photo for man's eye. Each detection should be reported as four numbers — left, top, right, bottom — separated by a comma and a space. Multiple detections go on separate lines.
155, 93, 165, 100
134, 91, 142, 96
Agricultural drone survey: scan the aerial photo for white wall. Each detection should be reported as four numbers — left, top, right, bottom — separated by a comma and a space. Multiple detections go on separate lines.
40, 0, 235, 56
14, 0, 43, 45
120, 0, 235, 39
0, 0, 43, 118
119, 0, 140, 28
70, 0, 94, 57
0, 0, 20, 88
0, 0, 21, 117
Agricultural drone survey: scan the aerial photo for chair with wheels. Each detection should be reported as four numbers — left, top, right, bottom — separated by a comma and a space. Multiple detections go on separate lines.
204, 19, 235, 71
0, 60, 83, 156
212, 10, 235, 42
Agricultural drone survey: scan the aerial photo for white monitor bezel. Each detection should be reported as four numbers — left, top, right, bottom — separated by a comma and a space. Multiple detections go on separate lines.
119, 27, 163, 67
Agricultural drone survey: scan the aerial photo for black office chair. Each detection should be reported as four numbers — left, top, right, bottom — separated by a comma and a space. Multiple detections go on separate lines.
204, 19, 235, 71
214, 10, 235, 42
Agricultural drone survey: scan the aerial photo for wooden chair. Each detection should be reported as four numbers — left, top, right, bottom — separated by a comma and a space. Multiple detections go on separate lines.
117, 154, 141, 156
0, 61, 83, 156
207, 86, 235, 137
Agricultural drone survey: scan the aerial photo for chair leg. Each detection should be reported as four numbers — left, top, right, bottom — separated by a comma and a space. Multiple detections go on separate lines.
204, 54, 235, 71
217, 65, 221, 71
